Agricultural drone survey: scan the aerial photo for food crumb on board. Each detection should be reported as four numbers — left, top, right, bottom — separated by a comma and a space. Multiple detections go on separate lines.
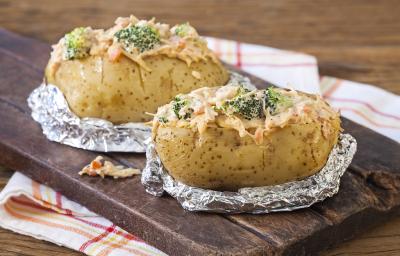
79, 156, 141, 179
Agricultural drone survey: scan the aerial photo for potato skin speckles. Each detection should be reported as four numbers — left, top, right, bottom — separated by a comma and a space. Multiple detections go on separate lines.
46, 55, 228, 124
154, 119, 340, 191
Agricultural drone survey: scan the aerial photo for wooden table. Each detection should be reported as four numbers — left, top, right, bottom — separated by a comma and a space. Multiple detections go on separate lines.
0, 0, 399, 255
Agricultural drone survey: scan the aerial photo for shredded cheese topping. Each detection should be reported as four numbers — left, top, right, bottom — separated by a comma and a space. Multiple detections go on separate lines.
153, 86, 340, 144
47, 15, 222, 77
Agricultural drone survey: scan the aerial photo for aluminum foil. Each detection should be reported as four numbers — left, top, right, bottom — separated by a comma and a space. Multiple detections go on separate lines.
27, 72, 253, 153
141, 134, 357, 214
27, 83, 150, 152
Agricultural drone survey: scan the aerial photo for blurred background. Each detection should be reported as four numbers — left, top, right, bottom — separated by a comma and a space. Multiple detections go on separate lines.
0, 0, 399, 93
0, 1, 399, 255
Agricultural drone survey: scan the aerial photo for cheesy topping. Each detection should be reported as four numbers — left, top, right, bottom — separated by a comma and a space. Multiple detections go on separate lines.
153, 85, 340, 144
47, 15, 222, 76
79, 156, 141, 179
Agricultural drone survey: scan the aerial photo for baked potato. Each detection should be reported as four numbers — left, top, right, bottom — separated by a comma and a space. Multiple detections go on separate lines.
45, 16, 229, 123
152, 85, 341, 191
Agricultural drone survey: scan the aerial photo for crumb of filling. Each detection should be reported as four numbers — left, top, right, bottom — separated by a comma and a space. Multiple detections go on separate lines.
79, 156, 141, 179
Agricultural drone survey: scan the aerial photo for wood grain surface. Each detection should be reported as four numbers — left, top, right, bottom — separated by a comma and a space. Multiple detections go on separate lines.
0, 0, 399, 255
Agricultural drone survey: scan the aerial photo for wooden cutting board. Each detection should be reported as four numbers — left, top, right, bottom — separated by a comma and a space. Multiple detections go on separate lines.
0, 28, 399, 256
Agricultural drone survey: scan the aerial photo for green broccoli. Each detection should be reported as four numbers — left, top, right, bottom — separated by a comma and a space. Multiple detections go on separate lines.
172, 96, 193, 120
264, 87, 292, 114
63, 27, 91, 60
158, 116, 169, 123
114, 25, 160, 53
218, 88, 293, 119
237, 84, 251, 96
223, 93, 264, 120
174, 23, 192, 37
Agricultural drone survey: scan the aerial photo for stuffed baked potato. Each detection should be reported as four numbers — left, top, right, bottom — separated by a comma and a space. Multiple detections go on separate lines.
45, 16, 229, 123
152, 85, 341, 191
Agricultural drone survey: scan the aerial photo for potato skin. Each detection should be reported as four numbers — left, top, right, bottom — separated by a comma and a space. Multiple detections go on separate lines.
154, 119, 341, 191
45, 55, 228, 123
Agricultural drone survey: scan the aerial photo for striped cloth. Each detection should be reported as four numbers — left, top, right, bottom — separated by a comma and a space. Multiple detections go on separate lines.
0, 37, 399, 256
0, 172, 166, 256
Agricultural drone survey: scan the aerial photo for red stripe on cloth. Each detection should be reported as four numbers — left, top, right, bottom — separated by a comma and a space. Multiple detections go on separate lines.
209, 50, 307, 57
10, 197, 141, 242
79, 224, 116, 252
240, 62, 316, 67
326, 96, 400, 121
8, 198, 151, 256
72, 216, 141, 242
340, 107, 400, 130
56, 192, 62, 209
236, 42, 242, 68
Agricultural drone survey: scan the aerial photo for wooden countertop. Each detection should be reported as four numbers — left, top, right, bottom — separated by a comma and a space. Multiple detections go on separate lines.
0, 0, 399, 255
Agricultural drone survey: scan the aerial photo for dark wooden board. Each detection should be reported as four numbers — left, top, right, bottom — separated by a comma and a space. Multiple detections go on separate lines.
0, 28, 399, 256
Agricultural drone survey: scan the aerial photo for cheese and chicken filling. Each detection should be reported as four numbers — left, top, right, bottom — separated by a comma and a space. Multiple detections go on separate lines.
47, 15, 221, 76
153, 85, 340, 144
79, 156, 141, 179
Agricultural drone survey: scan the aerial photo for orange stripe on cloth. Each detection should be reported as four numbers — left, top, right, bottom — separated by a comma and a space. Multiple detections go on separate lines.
4, 202, 94, 238
7, 198, 153, 256
31, 181, 76, 215
32, 180, 41, 200
340, 107, 400, 130
322, 79, 342, 98
11, 197, 140, 242
79, 224, 116, 252
98, 231, 132, 256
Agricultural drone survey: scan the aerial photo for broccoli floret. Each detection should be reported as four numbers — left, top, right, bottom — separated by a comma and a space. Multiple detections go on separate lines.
265, 87, 292, 114
114, 25, 160, 53
219, 88, 292, 119
174, 23, 192, 37
172, 96, 193, 120
63, 27, 91, 60
237, 84, 251, 95
224, 93, 264, 120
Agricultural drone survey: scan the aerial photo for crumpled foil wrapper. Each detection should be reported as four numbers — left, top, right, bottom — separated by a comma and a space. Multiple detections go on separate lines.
141, 134, 357, 214
27, 83, 150, 152
27, 72, 253, 153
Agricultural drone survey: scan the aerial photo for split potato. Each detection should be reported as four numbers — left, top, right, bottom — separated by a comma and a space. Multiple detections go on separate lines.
46, 55, 228, 123
152, 86, 341, 191
45, 15, 229, 123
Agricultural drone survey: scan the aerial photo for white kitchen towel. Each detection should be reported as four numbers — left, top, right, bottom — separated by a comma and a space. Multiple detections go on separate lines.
0, 172, 166, 256
0, 37, 399, 256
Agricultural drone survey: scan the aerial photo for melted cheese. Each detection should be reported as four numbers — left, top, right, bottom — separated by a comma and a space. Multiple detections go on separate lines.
47, 15, 222, 77
154, 85, 340, 144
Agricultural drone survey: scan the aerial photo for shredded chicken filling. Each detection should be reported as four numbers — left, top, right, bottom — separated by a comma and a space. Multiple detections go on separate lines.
153, 86, 340, 144
47, 15, 221, 76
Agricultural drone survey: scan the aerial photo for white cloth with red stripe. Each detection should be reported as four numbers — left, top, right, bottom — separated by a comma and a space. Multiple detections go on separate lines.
0, 172, 166, 256
0, 37, 399, 256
